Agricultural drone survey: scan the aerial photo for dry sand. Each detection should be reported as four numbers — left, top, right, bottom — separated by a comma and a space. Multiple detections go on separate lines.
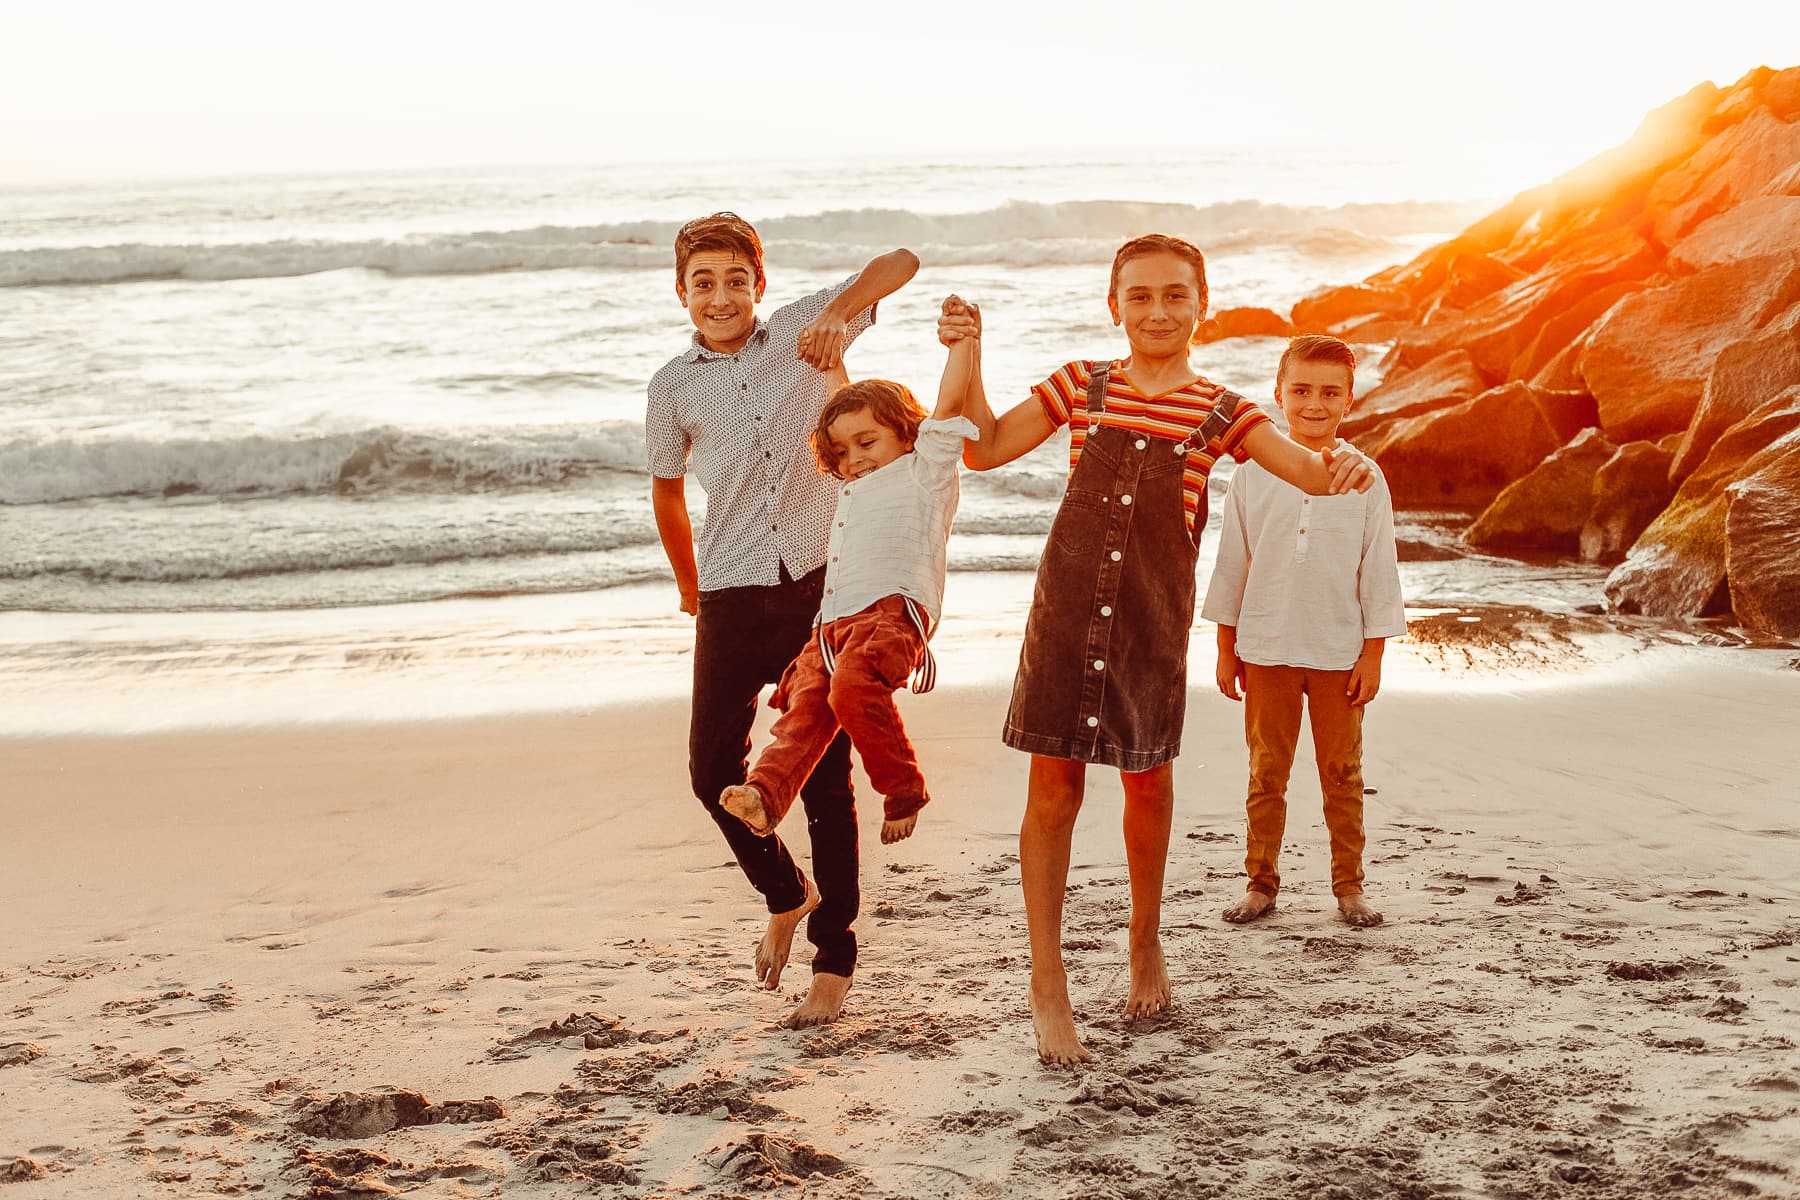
3, 614, 1798, 1198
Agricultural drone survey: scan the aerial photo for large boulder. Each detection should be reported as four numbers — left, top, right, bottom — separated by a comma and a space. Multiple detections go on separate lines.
1581, 253, 1800, 443
1605, 389, 1800, 619
1390, 227, 1662, 380
1436, 252, 1526, 309
1366, 382, 1564, 510
1671, 300, 1800, 481
1767, 65, 1800, 120
1290, 284, 1412, 333
1196, 306, 1291, 344
1509, 280, 1637, 384
1465, 428, 1616, 552
1725, 450, 1800, 638
1668, 196, 1800, 274
1648, 109, 1800, 246
1582, 437, 1681, 564
1340, 350, 1487, 438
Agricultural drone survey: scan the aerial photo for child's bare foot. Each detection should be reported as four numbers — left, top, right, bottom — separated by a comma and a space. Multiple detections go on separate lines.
1125, 935, 1172, 1017
721, 784, 773, 836
755, 877, 819, 991
1029, 975, 1092, 1066
1338, 893, 1384, 927
1221, 891, 1276, 924
880, 814, 917, 844
779, 971, 852, 1028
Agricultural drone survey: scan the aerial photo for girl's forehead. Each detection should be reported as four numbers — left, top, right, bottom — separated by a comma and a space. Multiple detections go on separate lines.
1116, 252, 1200, 290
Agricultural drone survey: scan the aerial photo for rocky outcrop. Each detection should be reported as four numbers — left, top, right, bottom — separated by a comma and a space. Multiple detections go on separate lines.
1195, 306, 1291, 344
1580, 253, 1800, 443
1285, 64, 1800, 634
1465, 429, 1615, 553
1605, 390, 1800, 619
1670, 300, 1800, 480
1581, 437, 1680, 565
1725, 449, 1800, 637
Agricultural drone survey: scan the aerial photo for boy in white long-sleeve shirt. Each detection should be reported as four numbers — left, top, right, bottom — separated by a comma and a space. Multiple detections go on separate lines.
1201, 335, 1406, 928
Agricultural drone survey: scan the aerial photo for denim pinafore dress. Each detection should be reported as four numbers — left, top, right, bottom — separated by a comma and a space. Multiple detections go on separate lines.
1002, 362, 1244, 772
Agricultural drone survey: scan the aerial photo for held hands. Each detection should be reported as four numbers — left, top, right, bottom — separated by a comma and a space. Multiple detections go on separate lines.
937, 294, 981, 345
798, 308, 849, 371
1321, 442, 1376, 494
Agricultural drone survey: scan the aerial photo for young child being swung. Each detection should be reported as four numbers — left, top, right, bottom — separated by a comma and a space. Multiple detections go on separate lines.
723, 296, 981, 852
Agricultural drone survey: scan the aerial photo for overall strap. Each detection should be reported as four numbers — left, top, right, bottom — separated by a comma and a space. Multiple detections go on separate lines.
1193, 389, 1244, 450
1084, 361, 1111, 415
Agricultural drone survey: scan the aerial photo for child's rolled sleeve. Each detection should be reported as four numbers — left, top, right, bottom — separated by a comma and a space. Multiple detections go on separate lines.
1211, 400, 1273, 463
644, 378, 689, 479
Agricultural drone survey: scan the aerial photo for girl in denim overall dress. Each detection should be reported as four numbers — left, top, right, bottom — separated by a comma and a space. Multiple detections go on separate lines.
943, 235, 1373, 1064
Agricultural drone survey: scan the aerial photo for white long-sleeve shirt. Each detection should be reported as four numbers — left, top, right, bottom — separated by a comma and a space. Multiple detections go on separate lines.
815, 417, 977, 629
1200, 459, 1407, 670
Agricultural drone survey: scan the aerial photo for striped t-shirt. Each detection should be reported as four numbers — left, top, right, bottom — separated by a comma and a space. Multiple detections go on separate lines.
1031, 360, 1273, 533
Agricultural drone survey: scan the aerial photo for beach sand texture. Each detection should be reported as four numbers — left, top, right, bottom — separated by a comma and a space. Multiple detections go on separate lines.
3, 620, 1798, 1198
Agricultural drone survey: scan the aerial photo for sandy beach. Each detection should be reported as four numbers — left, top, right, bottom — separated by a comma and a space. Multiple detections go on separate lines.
4, 606, 1798, 1198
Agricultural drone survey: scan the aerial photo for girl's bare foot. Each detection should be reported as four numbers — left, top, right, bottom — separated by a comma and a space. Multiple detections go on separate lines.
1029, 975, 1092, 1065
755, 877, 819, 991
1221, 891, 1276, 924
880, 814, 917, 844
1338, 893, 1384, 927
1125, 935, 1172, 1017
779, 971, 852, 1028
721, 784, 773, 836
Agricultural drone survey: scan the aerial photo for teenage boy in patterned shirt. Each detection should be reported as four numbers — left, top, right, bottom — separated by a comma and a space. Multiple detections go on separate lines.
645, 212, 918, 1027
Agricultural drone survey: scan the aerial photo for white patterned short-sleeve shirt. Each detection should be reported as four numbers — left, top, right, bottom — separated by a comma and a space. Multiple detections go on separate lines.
645, 275, 875, 592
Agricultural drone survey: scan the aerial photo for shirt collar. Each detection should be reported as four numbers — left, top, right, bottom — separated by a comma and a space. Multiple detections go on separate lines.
680, 317, 771, 362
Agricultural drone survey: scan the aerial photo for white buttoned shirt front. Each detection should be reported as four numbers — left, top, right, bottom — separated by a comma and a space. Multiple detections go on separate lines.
1201, 458, 1407, 670
814, 417, 977, 629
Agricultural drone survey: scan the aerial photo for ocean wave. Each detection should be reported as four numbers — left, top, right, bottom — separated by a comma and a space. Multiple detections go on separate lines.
0, 421, 648, 505
1, 198, 1482, 288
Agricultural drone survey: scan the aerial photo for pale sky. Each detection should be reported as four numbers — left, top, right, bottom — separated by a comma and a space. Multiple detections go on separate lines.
4, 0, 1797, 185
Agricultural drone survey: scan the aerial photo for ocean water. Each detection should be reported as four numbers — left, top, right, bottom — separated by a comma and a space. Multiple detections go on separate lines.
0, 151, 1608, 731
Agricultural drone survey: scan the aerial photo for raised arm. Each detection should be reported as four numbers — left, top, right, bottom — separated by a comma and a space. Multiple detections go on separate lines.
1239, 424, 1373, 495
936, 304, 1058, 470
798, 248, 921, 369
934, 296, 979, 420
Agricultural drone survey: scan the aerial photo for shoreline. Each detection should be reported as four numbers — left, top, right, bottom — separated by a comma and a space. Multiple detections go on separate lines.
5, 633, 1798, 1196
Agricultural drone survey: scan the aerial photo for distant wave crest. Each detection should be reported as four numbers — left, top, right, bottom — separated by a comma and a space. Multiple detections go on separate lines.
0, 421, 649, 504
1, 198, 1481, 288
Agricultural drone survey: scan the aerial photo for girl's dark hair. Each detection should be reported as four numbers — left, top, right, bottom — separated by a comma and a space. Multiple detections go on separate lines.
811, 380, 929, 479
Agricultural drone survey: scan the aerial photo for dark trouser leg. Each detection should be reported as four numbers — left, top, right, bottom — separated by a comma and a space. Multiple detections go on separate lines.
690, 584, 808, 915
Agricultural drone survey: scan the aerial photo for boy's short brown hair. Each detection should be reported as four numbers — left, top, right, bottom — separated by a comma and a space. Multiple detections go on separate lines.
1277, 334, 1357, 388
1108, 233, 1210, 317
811, 380, 929, 479
674, 212, 765, 290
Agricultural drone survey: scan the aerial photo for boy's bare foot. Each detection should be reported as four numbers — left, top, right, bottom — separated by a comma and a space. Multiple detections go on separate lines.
1029, 976, 1092, 1066
755, 877, 819, 991
1221, 891, 1276, 924
1338, 894, 1384, 927
779, 971, 852, 1028
721, 784, 773, 837
880, 814, 917, 844
1125, 935, 1172, 1017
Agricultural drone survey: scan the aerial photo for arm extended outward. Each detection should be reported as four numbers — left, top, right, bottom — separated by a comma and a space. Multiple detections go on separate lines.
935, 305, 1057, 470
1240, 423, 1373, 495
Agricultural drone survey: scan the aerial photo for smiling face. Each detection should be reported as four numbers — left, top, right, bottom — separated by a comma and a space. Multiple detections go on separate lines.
1275, 359, 1354, 450
678, 249, 764, 354
1108, 252, 1204, 362
826, 406, 911, 480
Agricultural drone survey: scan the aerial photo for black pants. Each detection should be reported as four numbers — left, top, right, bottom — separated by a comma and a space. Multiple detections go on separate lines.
691, 564, 858, 977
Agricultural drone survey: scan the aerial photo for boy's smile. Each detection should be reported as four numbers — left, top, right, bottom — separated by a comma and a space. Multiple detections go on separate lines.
679, 249, 764, 355
827, 408, 910, 480
1275, 361, 1354, 451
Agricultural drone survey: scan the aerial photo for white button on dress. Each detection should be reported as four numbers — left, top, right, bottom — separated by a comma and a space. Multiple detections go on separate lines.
1135, 439, 1146, 450
1093, 660, 1105, 670
1110, 550, 1122, 561
1101, 605, 1112, 616
1086, 716, 1099, 727
1120, 494, 1132, 505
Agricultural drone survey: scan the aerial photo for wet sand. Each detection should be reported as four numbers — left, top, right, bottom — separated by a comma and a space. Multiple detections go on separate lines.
3, 618, 1798, 1197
